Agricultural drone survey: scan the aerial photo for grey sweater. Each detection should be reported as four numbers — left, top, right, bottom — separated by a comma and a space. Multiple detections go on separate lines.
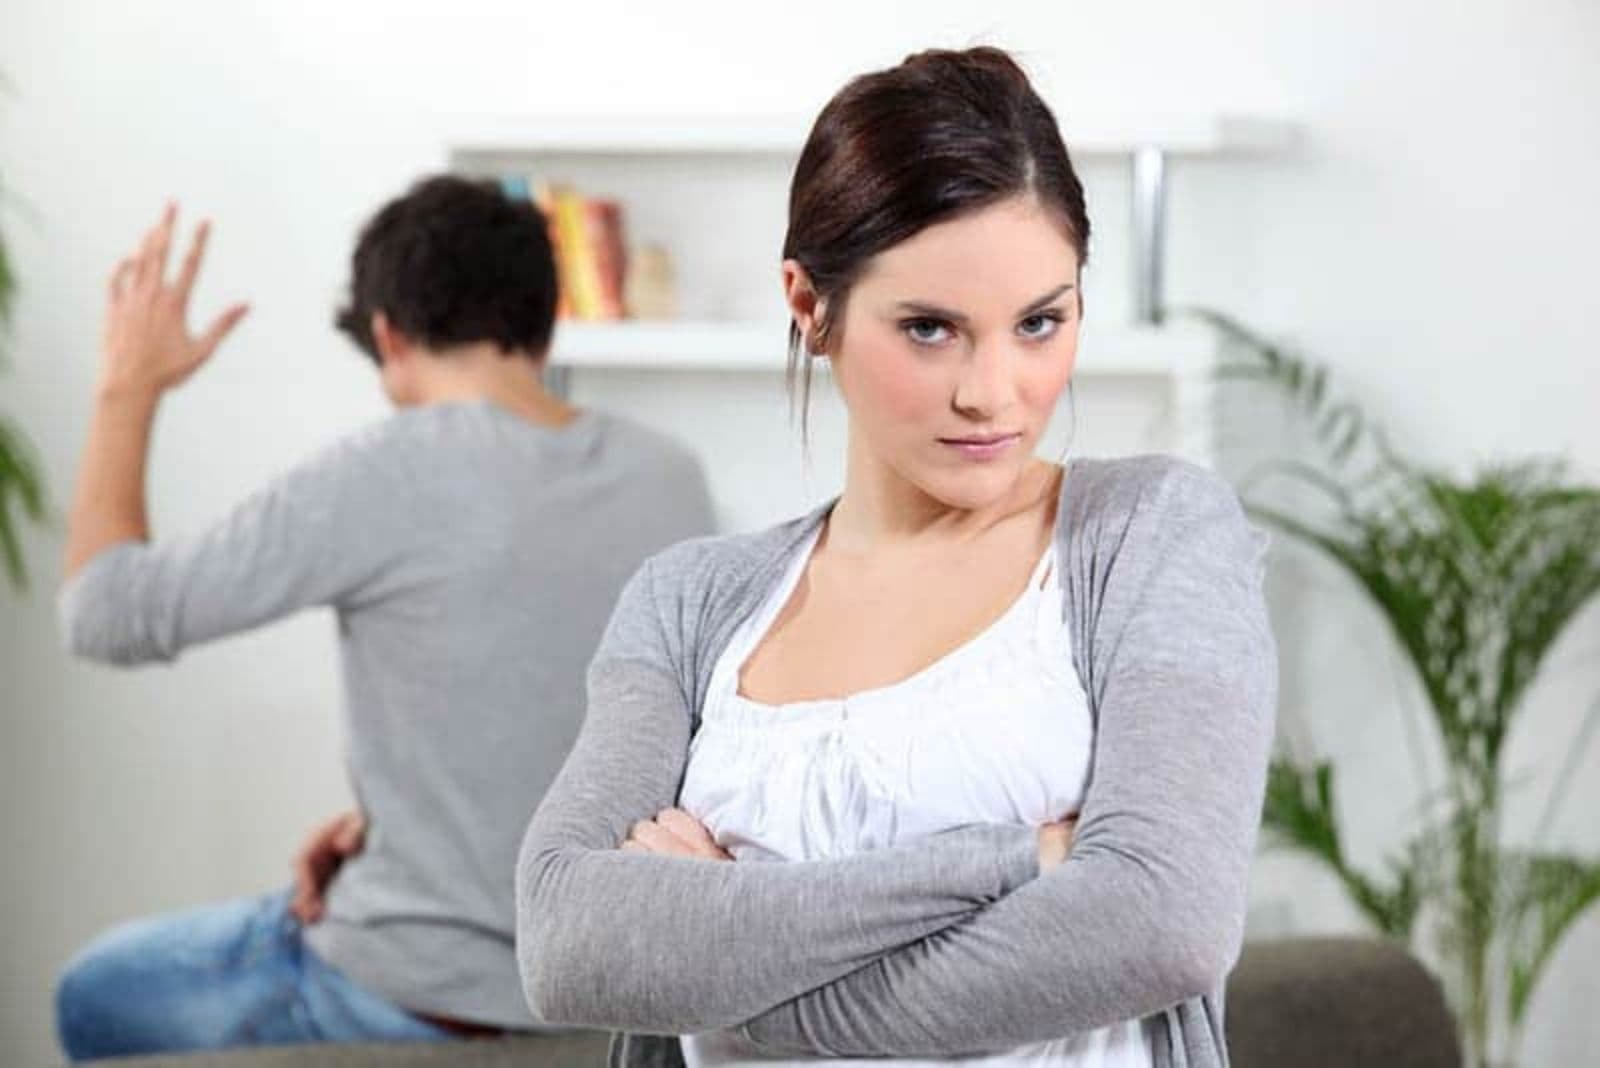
516, 455, 1277, 1066
59, 400, 715, 1028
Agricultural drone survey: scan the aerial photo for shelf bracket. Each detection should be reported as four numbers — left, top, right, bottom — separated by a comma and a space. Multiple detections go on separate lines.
1131, 145, 1168, 326
543, 363, 573, 400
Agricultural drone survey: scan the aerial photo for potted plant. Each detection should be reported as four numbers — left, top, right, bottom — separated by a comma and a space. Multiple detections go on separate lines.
0, 85, 47, 591
1193, 308, 1600, 1068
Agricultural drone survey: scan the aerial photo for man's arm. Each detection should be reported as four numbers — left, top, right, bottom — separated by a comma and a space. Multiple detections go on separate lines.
58, 204, 407, 665
63, 389, 158, 580
58, 415, 413, 665
65, 203, 248, 580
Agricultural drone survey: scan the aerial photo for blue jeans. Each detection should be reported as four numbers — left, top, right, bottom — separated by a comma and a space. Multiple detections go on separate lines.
56, 889, 451, 1061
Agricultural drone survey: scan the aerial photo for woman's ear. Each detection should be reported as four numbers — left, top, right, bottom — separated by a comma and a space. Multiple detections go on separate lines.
781, 260, 827, 355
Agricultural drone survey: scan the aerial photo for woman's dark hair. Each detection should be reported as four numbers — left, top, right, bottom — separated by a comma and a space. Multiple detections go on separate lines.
783, 47, 1091, 431
335, 174, 558, 364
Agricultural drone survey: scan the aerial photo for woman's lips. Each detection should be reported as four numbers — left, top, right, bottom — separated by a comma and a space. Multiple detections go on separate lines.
939, 432, 1022, 460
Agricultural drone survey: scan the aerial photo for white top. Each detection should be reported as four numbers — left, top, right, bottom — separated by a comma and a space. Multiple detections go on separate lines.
678, 525, 1154, 1067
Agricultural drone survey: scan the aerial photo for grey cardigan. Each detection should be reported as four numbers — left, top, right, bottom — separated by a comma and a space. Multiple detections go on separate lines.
515, 455, 1277, 1067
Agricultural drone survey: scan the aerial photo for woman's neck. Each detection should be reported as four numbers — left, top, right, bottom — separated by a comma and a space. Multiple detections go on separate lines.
827, 438, 1060, 555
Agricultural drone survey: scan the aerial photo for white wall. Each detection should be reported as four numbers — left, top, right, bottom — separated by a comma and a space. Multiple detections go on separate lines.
2, 1, 1597, 1063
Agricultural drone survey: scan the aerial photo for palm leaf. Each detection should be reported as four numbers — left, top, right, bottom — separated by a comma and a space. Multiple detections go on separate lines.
1184, 305, 1402, 482
0, 154, 13, 361
1255, 460, 1600, 791
0, 213, 13, 334
1501, 853, 1600, 1027
0, 413, 46, 590
0, 93, 49, 591
1251, 497, 1475, 758
1261, 758, 1421, 938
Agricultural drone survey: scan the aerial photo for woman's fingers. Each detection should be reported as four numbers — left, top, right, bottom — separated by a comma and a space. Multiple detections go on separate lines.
655, 808, 730, 859
654, 808, 708, 843
626, 819, 693, 856
623, 811, 731, 860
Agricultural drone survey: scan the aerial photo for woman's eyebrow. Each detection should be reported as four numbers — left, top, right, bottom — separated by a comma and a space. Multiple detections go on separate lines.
892, 283, 1076, 324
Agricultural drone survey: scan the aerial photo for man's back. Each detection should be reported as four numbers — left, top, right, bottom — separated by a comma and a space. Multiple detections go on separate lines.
62, 399, 715, 1027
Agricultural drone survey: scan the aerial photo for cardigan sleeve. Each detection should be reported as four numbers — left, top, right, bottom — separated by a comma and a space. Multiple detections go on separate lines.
515, 550, 1042, 1035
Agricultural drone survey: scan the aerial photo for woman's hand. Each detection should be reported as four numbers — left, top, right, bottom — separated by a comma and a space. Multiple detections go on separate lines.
290, 810, 366, 924
101, 203, 249, 399
622, 807, 733, 861
1037, 815, 1078, 872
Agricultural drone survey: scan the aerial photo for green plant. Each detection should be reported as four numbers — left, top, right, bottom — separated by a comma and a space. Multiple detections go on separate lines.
1193, 308, 1600, 1068
0, 89, 48, 591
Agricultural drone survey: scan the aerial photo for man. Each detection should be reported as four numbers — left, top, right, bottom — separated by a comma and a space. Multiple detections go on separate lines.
54, 175, 714, 1058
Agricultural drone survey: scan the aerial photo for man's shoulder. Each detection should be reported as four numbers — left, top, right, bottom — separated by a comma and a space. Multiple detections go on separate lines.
590, 411, 705, 479
308, 409, 428, 466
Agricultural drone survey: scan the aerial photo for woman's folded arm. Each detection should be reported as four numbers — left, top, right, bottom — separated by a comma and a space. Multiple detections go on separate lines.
737, 464, 1278, 1056
514, 556, 1042, 1035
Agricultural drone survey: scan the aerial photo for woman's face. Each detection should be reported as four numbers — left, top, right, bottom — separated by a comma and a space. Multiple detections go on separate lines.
799, 194, 1082, 513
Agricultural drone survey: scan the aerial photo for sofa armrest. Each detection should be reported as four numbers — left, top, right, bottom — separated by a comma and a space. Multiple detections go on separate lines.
1228, 937, 1461, 1068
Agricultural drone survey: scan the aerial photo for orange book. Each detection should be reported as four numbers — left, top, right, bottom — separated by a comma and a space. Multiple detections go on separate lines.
585, 199, 628, 320
553, 186, 604, 319
531, 181, 572, 321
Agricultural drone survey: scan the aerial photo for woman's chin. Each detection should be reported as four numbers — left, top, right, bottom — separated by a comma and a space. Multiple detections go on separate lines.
916, 460, 1034, 513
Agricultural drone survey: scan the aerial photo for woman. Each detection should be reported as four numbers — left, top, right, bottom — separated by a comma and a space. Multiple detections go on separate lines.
515, 46, 1276, 1068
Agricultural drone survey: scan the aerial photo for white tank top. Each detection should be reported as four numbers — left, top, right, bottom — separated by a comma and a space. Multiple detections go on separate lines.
678, 525, 1153, 1067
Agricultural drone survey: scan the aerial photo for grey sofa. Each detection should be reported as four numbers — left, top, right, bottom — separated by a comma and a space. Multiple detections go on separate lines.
80, 937, 1460, 1068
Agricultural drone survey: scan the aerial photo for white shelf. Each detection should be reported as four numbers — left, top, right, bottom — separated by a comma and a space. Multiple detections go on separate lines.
547, 320, 1215, 378
449, 118, 812, 157
447, 114, 1297, 160
444, 112, 1283, 472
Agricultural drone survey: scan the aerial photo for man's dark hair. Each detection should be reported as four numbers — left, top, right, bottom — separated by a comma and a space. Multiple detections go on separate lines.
335, 174, 558, 364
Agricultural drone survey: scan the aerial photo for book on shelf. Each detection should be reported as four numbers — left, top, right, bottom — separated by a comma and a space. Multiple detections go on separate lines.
500, 175, 630, 322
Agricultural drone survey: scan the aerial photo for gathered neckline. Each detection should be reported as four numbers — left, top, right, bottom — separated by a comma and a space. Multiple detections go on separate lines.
729, 525, 1059, 714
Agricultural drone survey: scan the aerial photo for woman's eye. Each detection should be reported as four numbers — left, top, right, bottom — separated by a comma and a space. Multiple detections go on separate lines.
903, 318, 953, 345
1018, 313, 1063, 340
